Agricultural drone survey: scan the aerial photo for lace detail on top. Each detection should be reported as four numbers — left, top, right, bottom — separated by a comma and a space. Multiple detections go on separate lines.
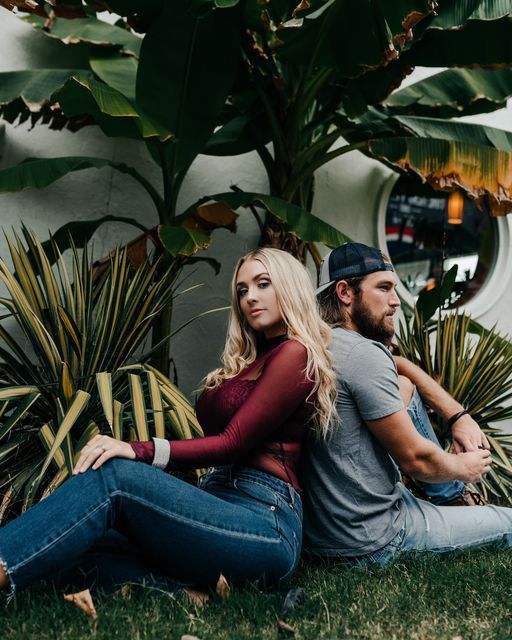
131, 337, 315, 491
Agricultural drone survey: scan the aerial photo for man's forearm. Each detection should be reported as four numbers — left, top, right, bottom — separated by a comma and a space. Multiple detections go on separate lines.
367, 408, 491, 484
394, 356, 463, 419
400, 440, 491, 484
401, 441, 469, 482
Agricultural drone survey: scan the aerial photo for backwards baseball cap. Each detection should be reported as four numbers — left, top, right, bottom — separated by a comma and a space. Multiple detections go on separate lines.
316, 242, 394, 294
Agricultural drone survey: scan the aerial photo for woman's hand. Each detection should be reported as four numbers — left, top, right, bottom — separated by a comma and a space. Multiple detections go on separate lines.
72, 434, 136, 475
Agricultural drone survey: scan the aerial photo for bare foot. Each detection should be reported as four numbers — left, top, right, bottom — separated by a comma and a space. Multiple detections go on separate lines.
63, 589, 97, 619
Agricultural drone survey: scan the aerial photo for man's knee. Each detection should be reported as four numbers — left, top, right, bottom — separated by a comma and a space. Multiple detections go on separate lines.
397, 375, 414, 407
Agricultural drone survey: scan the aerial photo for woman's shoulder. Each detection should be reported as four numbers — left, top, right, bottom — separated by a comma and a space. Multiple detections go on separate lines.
266, 338, 307, 362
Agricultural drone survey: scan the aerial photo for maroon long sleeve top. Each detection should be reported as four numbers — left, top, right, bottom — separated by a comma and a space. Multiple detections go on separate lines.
130, 336, 315, 491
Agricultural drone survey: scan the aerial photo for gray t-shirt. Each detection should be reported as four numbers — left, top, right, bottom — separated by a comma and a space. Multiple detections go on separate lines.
303, 327, 405, 556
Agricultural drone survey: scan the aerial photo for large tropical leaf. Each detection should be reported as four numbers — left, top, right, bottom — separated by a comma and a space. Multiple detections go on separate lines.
277, 0, 436, 76
404, 3, 512, 68
0, 69, 91, 129
0, 156, 114, 193
0, 155, 165, 217
333, 113, 512, 217
158, 227, 211, 257
90, 53, 138, 102
23, 15, 142, 56
0, 155, 155, 197
37, 216, 148, 262
385, 68, 512, 118
135, 0, 243, 175
0, 69, 87, 111
425, 1, 512, 27
180, 192, 350, 247
368, 136, 512, 216
327, 4, 512, 115
55, 76, 173, 141
204, 111, 271, 157
393, 116, 512, 152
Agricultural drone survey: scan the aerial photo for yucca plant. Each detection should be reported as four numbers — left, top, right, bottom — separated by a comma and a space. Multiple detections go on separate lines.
0, 229, 203, 520
397, 309, 512, 505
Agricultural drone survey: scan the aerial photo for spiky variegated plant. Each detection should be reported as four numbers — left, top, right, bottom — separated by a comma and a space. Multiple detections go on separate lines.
0, 229, 203, 520
397, 310, 512, 505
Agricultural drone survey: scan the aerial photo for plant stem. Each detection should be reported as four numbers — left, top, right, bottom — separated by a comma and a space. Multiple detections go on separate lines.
111, 163, 164, 220
150, 255, 175, 374
283, 141, 367, 201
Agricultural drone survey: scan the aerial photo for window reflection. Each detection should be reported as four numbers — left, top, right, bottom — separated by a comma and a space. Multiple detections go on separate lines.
385, 177, 497, 308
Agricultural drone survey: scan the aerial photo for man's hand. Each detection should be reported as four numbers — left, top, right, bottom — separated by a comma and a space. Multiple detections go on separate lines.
456, 449, 493, 483
72, 434, 136, 475
451, 414, 490, 453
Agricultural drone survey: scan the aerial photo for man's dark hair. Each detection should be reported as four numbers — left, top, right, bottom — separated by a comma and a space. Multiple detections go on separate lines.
317, 276, 364, 327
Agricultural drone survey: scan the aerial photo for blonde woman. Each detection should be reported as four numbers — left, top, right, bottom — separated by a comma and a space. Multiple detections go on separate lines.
0, 248, 336, 608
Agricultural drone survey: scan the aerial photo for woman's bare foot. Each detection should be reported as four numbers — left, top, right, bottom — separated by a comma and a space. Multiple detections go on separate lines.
63, 589, 97, 619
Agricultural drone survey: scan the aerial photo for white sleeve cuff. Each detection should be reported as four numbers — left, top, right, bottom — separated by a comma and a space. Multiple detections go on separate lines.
152, 438, 171, 470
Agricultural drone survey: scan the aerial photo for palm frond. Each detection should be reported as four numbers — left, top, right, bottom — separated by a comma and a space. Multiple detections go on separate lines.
0, 230, 203, 519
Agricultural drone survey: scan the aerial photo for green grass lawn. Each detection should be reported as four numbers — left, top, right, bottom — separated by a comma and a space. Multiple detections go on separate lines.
2, 550, 512, 640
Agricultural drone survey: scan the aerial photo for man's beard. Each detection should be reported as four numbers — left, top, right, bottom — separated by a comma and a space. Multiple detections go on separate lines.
350, 297, 394, 346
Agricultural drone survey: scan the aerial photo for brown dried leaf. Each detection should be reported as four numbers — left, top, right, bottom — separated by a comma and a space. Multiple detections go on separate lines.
92, 227, 159, 279
292, 0, 310, 16
277, 619, 297, 634
183, 203, 237, 234
215, 573, 230, 600
370, 138, 512, 217
184, 588, 210, 608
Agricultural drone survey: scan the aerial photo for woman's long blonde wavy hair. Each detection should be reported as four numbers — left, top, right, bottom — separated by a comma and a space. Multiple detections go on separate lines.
205, 248, 338, 438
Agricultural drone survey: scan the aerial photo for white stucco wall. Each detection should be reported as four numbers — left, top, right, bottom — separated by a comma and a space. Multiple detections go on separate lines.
1, 11, 512, 399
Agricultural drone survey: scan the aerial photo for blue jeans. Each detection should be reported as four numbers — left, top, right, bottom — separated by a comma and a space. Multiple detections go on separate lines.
407, 388, 465, 504
359, 485, 512, 567
351, 390, 512, 566
0, 460, 302, 593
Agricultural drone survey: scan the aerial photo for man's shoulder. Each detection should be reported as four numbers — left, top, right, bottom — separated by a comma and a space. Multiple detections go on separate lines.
330, 327, 393, 362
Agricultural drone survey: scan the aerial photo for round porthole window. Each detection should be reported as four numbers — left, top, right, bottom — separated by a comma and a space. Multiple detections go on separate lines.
384, 176, 499, 309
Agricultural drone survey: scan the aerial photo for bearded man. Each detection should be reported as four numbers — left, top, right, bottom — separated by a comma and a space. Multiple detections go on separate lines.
303, 242, 512, 565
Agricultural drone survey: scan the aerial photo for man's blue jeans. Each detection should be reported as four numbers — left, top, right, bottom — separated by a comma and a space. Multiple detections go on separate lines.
0, 460, 302, 593
359, 485, 512, 567
353, 389, 512, 567
407, 388, 465, 504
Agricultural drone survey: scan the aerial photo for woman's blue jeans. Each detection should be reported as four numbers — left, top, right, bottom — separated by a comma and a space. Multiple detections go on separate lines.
0, 460, 302, 594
